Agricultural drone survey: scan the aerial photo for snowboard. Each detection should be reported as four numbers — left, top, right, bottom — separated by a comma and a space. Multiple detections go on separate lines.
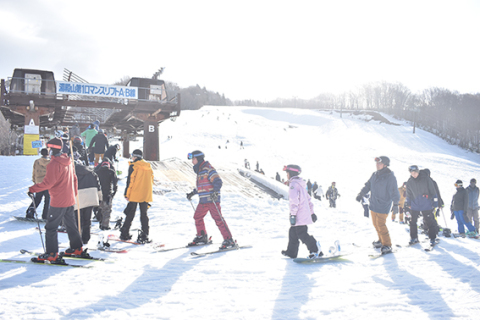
293, 254, 350, 264
190, 245, 252, 257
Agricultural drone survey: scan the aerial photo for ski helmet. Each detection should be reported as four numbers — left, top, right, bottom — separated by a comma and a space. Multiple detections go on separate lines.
283, 164, 301, 176
374, 156, 390, 166
188, 150, 205, 162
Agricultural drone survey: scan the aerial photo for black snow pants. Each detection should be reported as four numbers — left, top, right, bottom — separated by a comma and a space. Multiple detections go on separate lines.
121, 202, 150, 236
45, 206, 83, 254
410, 209, 437, 240
284, 225, 318, 258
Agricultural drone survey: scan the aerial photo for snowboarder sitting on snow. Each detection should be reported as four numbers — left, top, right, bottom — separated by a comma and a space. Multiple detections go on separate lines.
186, 150, 235, 249
26, 148, 50, 220
326, 182, 340, 208
356, 156, 400, 254
28, 137, 84, 263
120, 149, 154, 243
281, 165, 322, 259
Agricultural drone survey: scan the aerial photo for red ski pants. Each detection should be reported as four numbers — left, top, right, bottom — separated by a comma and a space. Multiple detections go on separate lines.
194, 202, 232, 240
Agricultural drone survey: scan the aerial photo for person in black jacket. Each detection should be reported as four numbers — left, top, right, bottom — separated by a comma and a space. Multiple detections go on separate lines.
405, 166, 438, 245
74, 162, 102, 244
422, 169, 443, 235
88, 129, 109, 166
95, 159, 118, 230
451, 180, 476, 237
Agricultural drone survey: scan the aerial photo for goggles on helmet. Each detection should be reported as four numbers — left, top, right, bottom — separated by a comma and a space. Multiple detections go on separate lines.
188, 152, 204, 160
408, 165, 419, 173
283, 165, 300, 173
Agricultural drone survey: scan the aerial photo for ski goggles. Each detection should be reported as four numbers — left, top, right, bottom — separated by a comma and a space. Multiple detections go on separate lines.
283, 165, 300, 172
188, 152, 204, 160
374, 157, 384, 163
408, 165, 419, 172
454, 182, 463, 187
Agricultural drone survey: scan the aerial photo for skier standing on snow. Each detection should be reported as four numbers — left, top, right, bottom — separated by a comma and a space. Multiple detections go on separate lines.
466, 178, 479, 233
186, 150, 236, 249
356, 156, 400, 254
392, 182, 406, 224
28, 137, 84, 263
326, 182, 340, 208
450, 180, 476, 237
80, 124, 98, 165
307, 179, 312, 196
88, 129, 109, 166
405, 165, 438, 246
26, 148, 50, 220
95, 159, 118, 230
422, 169, 443, 235
120, 149, 154, 243
281, 165, 322, 259
314, 184, 324, 201
74, 161, 102, 245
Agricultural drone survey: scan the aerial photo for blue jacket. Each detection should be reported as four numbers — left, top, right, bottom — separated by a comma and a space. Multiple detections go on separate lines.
466, 185, 479, 210
359, 167, 400, 214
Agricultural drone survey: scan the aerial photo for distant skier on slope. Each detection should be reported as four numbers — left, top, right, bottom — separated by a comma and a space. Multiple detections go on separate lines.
326, 182, 340, 208
281, 165, 322, 259
356, 156, 400, 254
186, 150, 236, 250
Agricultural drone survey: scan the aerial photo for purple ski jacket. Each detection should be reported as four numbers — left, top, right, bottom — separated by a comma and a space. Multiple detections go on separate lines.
289, 176, 315, 226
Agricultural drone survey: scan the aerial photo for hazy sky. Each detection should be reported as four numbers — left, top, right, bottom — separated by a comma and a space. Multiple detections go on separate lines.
1, 0, 479, 101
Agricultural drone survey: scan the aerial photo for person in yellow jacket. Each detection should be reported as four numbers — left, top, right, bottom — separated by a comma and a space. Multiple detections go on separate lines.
119, 149, 153, 243
392, 182, 407, 224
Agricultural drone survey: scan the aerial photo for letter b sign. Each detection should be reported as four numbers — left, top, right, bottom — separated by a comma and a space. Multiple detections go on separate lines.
149, 125, 155, 133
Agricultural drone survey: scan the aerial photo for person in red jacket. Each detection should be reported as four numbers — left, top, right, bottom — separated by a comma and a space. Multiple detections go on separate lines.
28, 137, 84, 263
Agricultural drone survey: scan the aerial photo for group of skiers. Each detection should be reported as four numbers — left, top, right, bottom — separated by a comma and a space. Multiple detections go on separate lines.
355, 156, 479, 255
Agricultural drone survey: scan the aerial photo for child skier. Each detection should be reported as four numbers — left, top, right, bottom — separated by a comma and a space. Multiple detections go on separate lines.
281, 164, 322, 259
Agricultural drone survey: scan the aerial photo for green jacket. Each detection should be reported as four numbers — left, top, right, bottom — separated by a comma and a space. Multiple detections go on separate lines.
80, 128, 98, 147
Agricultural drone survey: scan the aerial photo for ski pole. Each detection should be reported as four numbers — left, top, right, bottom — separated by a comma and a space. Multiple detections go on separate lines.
440, 207, 449, 228
29, 193, 46, 252
188, 199, 196, 212
70, 140, 82, 234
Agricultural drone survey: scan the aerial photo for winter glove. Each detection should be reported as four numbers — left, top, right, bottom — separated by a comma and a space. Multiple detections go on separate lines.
186, 191, 195, 200
311, 213, 317, 223
290, 215, 296, 226
392, 204, 399, 215
355, 194, 363, 202
27, 191, 34, 198
450, 213, 455, 220
210, 191, 219, 202
435, 209, 440, 217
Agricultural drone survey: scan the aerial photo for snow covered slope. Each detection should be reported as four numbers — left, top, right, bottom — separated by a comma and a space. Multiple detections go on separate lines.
1, 106, 479, 319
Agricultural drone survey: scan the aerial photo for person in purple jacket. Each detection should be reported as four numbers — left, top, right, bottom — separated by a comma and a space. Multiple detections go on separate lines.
281, 164, 322, 259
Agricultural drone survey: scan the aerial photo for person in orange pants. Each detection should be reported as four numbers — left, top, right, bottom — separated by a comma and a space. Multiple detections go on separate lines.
356, 156, 400, 254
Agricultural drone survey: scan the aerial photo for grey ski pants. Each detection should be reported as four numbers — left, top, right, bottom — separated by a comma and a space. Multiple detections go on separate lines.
466, 208, 479, 232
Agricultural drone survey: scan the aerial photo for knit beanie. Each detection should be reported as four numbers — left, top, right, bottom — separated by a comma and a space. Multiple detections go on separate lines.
47, 137, 63, 150
40, 148, 48, 156
132, 149, 143, 158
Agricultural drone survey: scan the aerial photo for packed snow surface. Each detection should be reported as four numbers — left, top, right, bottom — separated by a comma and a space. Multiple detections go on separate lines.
1, 106, 480, 319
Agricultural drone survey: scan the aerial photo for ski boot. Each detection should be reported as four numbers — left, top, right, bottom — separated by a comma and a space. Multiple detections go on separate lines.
136, 230, 152, 244
381, 245, 392, 254
372, 240, 382, 248
219, 238, 236, 250
33, 252, 64, 264
64, 247, 90, 258
188, 231, 209, 246
25, 207, 35, 219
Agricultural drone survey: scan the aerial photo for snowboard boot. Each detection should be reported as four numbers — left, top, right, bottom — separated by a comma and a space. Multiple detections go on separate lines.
120, 232, 132, 241
409, 238, 419, 245
188, 231, 209, 246
381, 245, 392, 254
34, 252, 64, 264
429, 238, 437, 245
114, 217, 123, 230
372, 240, 382, 248
137, 230, 152, 244
219, 238, 236, 250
